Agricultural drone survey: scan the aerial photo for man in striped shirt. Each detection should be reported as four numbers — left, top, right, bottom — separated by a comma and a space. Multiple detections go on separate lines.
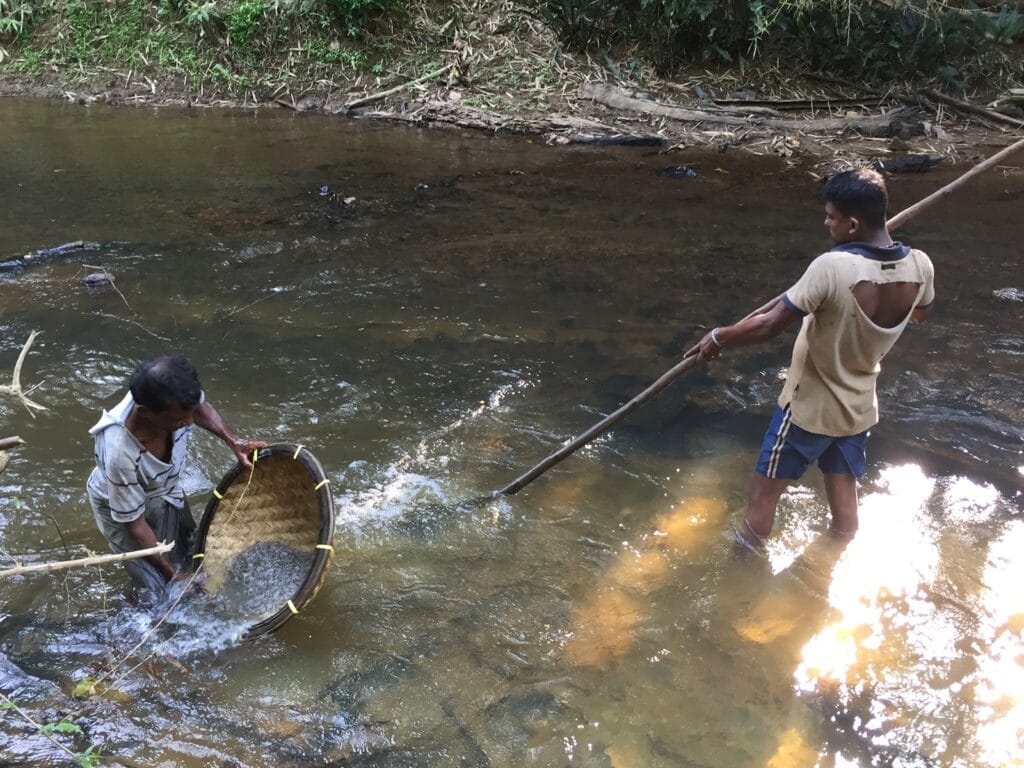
687, 169, 934, 547
87, 355, 264, 602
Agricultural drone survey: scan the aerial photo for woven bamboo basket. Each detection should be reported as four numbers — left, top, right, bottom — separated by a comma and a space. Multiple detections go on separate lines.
193, 443, 334, 638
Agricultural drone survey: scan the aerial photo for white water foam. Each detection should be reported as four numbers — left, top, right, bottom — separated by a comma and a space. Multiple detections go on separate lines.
335, 378, 530, 531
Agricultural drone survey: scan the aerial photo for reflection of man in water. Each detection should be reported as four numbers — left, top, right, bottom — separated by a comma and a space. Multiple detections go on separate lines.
87, 355, 265, 601
687, 169, 935, 546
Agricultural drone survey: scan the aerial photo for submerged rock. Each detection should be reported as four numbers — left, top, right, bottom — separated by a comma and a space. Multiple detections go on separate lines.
83, 271, 114, 287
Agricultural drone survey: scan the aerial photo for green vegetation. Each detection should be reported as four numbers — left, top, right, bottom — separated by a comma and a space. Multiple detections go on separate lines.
536, 0, 1024, 83
0, 0, 402, 86
1, 694, 103, 767
1, 1, 1021, 103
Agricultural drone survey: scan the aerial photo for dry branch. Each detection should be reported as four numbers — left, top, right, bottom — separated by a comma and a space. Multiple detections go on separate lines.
0, 331, 48, 416
921, 89, 1024, 129
581, 83, 908, 137
0, 541, 174, 578
341, 63, 455, 112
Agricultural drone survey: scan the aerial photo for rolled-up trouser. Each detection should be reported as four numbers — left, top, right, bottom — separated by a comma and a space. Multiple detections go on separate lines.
89, 496, 196, 602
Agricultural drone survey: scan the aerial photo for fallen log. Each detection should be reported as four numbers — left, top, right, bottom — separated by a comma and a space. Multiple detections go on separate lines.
712, 96, 884, 112
580, 83, 908, 137
0, 541, 174, 578
921, 88, 1024, 129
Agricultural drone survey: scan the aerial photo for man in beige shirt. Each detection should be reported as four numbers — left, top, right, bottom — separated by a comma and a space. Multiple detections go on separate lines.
687, 168, 935, 546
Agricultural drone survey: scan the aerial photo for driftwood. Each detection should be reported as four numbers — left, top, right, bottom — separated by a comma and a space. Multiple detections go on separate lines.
580, 83, 908, 137
554, 133, 665, 146
0, 240, 100, 272
341, 63, 455, 112
0, 435, 24, 452
0, 541, 174, 578
0, 331, 48, 416
921, 88, 1024, 129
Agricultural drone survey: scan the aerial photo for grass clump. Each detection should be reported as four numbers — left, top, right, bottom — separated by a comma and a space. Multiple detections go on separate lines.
0, 0, 404, 91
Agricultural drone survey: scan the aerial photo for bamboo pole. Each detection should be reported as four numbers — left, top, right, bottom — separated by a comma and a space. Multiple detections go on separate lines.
497, 138, 1024, 495
0, 542, 174, 578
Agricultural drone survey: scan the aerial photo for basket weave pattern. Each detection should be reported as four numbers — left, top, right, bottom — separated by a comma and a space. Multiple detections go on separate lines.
203, 455, 320, 593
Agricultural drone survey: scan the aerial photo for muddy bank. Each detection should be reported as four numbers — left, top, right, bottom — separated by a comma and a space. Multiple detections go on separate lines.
2, 65, 1022, 172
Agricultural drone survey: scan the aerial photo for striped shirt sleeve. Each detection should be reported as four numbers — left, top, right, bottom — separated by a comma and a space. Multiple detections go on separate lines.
103, 437, 147, 524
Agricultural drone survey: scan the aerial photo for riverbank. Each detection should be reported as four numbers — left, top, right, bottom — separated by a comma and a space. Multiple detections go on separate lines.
2, 0, 1023, 166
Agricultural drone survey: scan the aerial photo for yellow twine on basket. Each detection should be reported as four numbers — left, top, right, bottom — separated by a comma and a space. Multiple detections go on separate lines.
212, 489, 223, 500
292, 445, 304, 460
314, 479, 329, 491
252, 449, 259, 464
287, 600, 299, 615
315, 544, 334, 552
192, 553, 205, 560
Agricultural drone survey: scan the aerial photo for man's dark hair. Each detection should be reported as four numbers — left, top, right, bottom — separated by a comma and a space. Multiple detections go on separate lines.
823, 168, 888, 230
129, 354, 201, 412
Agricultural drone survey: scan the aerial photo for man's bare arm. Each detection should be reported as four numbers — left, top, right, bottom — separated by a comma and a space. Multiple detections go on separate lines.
910, 302, 932, 324
193, 401, 266, 469
686, 301, 800, 363
124, 516, 177, 581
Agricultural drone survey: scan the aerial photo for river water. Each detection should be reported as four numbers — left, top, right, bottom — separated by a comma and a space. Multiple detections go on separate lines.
1, 100, 1021, 767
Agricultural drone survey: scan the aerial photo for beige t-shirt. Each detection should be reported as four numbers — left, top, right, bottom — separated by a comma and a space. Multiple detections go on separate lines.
778, 242, 935, 436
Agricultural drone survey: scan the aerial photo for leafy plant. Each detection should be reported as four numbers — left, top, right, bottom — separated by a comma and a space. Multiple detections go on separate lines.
0, 0, 33, 38
0, 694, 102, 766
972, 7, 1024, 45
39, 717, 82, 736
227, 0, 267, 50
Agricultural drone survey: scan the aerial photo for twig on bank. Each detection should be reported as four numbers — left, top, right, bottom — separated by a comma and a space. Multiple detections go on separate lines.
921, 88, 1024, 129
0, 332, 48, 417
340, 62, 455, 111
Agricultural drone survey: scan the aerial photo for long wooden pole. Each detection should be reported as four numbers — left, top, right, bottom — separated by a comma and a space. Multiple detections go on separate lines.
498, 138, 1024, 495
0, 541, 174, 578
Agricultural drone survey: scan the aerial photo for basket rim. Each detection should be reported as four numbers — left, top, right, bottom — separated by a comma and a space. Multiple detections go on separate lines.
193, 442, 335, 638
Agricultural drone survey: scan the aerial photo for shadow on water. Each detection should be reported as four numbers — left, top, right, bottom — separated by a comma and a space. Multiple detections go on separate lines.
1, 99, 1022, 766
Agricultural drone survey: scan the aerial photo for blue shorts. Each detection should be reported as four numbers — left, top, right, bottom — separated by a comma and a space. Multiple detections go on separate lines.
756, 405, 869, 480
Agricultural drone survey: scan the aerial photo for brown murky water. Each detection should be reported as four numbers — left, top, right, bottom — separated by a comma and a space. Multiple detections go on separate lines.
1, 99, 1022, 767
